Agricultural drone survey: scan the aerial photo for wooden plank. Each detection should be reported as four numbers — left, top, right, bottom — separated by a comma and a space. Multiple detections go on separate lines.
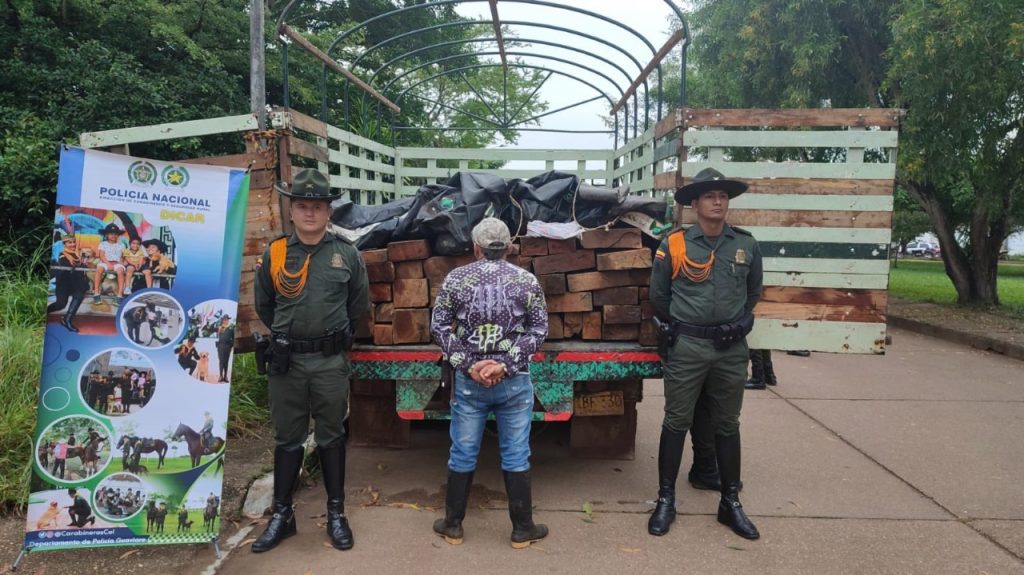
182, 152, 272, 170
747, 319, 887, 354
520, 237, 549, 256
758, 242, 889, 260
680, 161, 895, 180
80, 114, 259, 148
387, 239, 431, 262
734, 178, 893, 196
639, 318, 658, 345
285, 108, 329, 138
286, 136, 329, 163
546, 292, 594, 313
681, 108, 903, 128
653, 171, 684, 190
582, 311, 603, 340
394, 260, 425, 279
678, 209, 891, 229
366, 262, 395, 283
602, 324, 640, 341
567, 269, 650, 292
684, 129, 898, 148
726, 227, 892, 244
327, 124, 397, 157
763, 258, 890, 275
596, 248, 652, 271
328, 149, 395, 175
760, 287, 888, 308
753, 302, 885, 323
729, 194, 893, 212
537, 274, 567, 295
547, 314, 564, 340
375, 302, 395, 323
392, 309, 432, 344
579, 228, 642, 249
397, 147, 611, 161
654, 110, 680, 138
603, 305, 642, 325
423, 255, 476, 282
592, 286, 639, 306
369, 283, 392, 303
548, 238, 577, 254
393, 278, 429, 308
532, 250, 595, 275
563, 312, 584, 338
764, 272, 889, 290
361, 249, 389, 264
372, 324, 394, 346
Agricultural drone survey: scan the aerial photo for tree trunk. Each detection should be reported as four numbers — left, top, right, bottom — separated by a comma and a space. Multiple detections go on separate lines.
899, 178, 974, 300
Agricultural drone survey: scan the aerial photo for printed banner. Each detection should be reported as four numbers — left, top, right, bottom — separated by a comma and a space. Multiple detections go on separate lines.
25, 147, 249, 551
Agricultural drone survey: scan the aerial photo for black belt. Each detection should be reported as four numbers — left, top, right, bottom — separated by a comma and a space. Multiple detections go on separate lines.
671, 321, 720, 340
280, 332, 337, 353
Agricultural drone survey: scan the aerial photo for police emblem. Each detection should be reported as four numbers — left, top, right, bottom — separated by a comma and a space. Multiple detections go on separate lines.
735, 249, 747, 264
331, 253, 345, 268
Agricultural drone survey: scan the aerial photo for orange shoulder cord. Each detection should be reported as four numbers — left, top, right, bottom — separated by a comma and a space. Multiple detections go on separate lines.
667, 230, 715, 283
269, 238, 311, 299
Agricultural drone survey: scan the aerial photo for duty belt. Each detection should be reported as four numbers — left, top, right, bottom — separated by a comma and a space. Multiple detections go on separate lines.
280, 332, 338, 353
671, 321, 721, 340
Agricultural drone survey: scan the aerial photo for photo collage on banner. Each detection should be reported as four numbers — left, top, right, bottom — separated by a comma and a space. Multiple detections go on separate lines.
26, 147, 249, 551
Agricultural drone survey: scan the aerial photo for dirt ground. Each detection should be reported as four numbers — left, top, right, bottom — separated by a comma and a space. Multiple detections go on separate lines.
0, 435, 275, 575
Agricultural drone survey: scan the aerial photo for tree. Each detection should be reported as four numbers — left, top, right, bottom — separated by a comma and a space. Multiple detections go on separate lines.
891, 187, 932, 266
665, 0, 1023, 305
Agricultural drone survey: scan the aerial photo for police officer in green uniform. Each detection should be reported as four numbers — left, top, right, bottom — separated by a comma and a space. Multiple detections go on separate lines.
648, 168, 763, 540
251, 168, 369, 553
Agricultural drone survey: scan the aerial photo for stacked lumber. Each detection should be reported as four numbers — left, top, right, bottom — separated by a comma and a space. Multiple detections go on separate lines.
358, 229, 656, 346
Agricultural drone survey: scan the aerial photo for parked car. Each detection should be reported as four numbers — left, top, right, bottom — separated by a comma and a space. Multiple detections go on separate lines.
905, 241, 940, 257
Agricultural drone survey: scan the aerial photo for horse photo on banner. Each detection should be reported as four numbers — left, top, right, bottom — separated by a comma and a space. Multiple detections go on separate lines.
24, 146, 249, 554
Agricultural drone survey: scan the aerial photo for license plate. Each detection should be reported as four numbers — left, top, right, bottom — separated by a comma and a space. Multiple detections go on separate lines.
574, 390, 625, 417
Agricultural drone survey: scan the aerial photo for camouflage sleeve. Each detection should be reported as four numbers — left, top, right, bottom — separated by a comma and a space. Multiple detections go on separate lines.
506, 276, 548, 374
430, 273, 471, 369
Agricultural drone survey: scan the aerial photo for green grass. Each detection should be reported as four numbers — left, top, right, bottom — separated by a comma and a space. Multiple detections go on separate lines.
889, 259, 1024, 318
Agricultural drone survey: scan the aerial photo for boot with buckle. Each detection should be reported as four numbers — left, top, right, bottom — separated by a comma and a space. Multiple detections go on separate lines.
251, 447, 303, 553
715, 433, 759, 540
648, 427, 685, 535
319, 443, 354, 550
503, 470, 548, 549
433, 469, 474, 544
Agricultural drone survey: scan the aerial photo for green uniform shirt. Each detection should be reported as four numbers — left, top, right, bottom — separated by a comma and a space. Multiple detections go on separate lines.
255, 231, 370, 339
650, 223, 763, 326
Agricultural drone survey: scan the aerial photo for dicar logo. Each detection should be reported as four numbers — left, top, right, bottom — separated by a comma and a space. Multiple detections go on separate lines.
127, 161, 157, 186
161, 165, 190, 188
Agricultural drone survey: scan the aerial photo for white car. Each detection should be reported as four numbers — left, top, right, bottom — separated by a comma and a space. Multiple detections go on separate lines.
905, 242, 939, 257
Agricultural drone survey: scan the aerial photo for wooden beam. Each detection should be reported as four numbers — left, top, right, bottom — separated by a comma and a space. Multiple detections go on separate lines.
611, 29, 685, 114
488, 0, 507, 70
279, 24, 400, 114
681, 108, 903, 128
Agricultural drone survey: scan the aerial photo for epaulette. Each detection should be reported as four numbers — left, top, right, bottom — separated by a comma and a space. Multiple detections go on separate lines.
730, 225, 753, 237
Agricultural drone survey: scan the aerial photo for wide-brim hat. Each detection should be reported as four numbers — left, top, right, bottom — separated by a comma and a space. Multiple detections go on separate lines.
100, 223, 123, 236
675, 168, 748, 204
275, 168, 341, 201
141, 239, 169, 253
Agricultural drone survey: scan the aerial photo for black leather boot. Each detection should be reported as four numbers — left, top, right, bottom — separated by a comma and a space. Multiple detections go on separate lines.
433, 470, 474, 544
715, 433, 760, 540
503, 470, 548, 549
62, 295, 83, 333
745, 350, 766, 390
688, 452, 721, 491
763, 350, 777, 386
648, 427, 685, 536
251, 447, 303, 553
319, 444, 354, 550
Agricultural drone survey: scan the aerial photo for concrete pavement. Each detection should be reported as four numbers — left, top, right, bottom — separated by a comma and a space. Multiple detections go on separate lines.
199, 326, 1024, 575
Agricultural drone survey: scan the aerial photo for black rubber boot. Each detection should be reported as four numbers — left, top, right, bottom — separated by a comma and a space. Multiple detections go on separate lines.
763, 350, 778, 386
503, 470, 548, 549
715, 433, 760, 540
433, 470, 474, 544
745, 350, 766, 390
787, 350, 811, 357
648, 427, 685, 536
319, 444, 354, 550
251, 447, 303, 553
62, 295, 83, 333
688, 452, 721, 491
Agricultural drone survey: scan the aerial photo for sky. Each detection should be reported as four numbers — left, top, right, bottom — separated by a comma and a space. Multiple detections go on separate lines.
453, 0, 683, 151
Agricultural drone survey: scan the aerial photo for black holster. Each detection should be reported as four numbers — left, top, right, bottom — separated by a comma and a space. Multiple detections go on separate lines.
254, 333, 270, 375
654, 317, 677, 360
712, 314, 755, 351
270, 335, 291, 375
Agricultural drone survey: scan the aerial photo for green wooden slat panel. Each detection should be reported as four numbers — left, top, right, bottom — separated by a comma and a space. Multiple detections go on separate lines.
396, 147, 611, 161
614, 126, 656, 156
326, 125, 396, 156
684, 129, 898, 148
748, 319, 886, 354
740, 226, 892, 243
401, 167, 609, 179
614, 153, 654, 178
330, 176, 395, 193
758, 241, 889, 259
763, 258, 890, 274
653, 138, 680, 163
764, 271, 889, 289
681, 161, 896, 180
80, 114, 258, 148
730, 194, 893, 211
328, 149, 395, 174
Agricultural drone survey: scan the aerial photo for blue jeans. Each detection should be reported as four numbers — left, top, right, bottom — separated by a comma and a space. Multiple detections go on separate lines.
448, 371, 534, 473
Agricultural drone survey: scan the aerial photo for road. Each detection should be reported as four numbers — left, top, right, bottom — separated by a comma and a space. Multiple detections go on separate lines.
197, 327, 1023, 575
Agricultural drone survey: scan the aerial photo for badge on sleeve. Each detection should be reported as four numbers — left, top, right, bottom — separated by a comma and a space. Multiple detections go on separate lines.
735, 249, 747, 264
331, 253, 345, 269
